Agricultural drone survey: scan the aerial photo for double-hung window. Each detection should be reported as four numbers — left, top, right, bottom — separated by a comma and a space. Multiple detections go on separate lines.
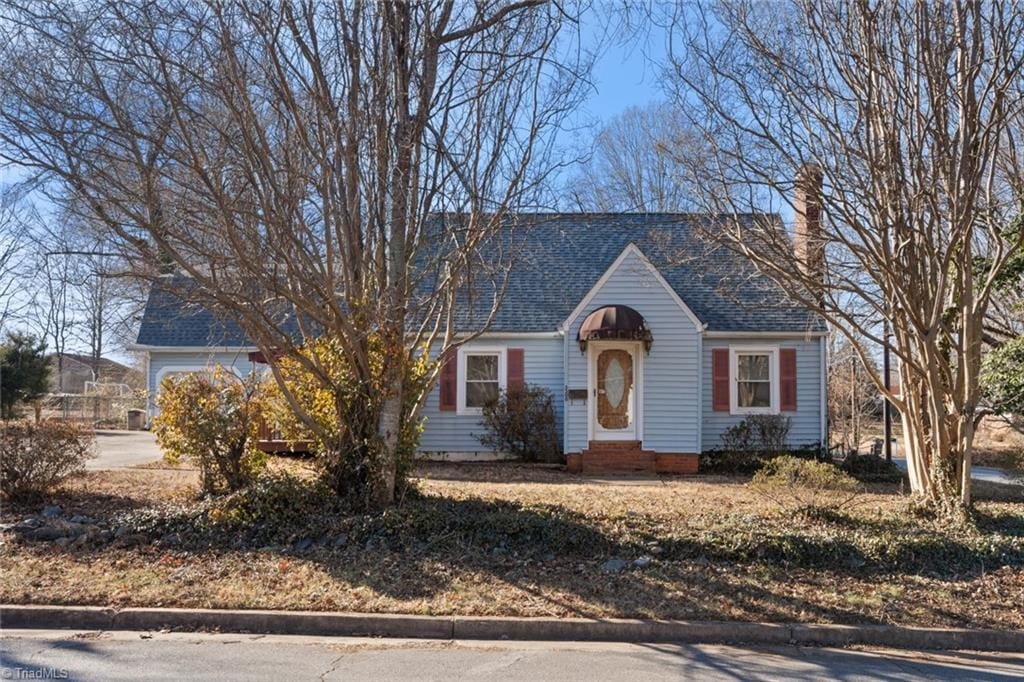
730, 348, 778, 414
458, 348, 506, 414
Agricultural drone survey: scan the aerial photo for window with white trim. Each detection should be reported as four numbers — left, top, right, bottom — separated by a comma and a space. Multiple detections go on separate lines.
457, 348, 507, 414
730, 347, 779, 414
156, 368, 215, 393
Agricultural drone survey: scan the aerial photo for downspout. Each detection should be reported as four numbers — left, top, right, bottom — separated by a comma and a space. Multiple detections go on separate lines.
820, 335, 828, 451
696, 326, 704, 454
562, 324, 570, 454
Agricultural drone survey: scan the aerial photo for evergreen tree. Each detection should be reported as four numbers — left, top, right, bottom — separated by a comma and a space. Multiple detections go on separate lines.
0, 332, 50, 419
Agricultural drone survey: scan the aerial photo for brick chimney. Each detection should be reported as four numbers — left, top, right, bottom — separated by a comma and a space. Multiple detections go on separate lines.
794, 163, 824, 287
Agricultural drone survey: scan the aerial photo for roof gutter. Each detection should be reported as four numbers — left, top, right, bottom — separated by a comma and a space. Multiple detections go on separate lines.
702, 330, 828, 339
126, 344, 259, 353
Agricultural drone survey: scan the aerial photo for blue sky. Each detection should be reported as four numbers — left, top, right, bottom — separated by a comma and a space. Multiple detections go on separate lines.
582, 25, 666, 121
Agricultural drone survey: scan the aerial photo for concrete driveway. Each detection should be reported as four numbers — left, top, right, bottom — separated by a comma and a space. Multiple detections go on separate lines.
88, 430, 163, 470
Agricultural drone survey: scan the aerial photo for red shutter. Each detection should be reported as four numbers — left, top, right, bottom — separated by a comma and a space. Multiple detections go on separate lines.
439, 352, 457, 411
507, 348, 525, 392
712, 348, 730, 412
780, 348, 797, 411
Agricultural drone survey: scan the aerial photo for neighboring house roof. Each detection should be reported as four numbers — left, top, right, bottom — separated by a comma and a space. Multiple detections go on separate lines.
135, 213, 824, 348
48, 353, 139, 393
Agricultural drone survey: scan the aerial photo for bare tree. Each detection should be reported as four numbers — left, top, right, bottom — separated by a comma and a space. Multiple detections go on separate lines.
828, 333, 881, 456
569, 102, 700, 212
33, 246, 74, 393
667, 1, 1024, 516
0, 0, 592, 508
0, 189, 33, 331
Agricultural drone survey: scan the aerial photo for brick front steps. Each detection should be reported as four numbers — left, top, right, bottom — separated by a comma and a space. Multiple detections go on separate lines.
566, 441, 698, 475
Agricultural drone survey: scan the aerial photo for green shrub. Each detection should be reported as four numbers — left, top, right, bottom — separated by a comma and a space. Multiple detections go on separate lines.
706, 415, 823, 474
0, 332, 50, 419
153, 368, 267, 495
478, 384, 563, 462
701, 442, 825, 475
840, 454, 906, 483
0, 420, 94, 501
720, 414, 792, 452
208, 471, 343, 532
982, 336, 1024, 419
750, 455, 861, 517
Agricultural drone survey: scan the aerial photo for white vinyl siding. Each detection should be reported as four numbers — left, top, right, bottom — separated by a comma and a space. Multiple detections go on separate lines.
420, 338, 564, 454
565, 249, 702, 454
703, 337, 825, 451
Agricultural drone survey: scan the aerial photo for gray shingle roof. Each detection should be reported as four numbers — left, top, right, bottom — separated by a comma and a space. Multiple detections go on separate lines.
135, 280, 252, 347
135, 213, 823, 347
442, 213, 822, 333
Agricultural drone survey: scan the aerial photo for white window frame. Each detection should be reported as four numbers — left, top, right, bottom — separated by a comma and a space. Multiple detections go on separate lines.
729, 346, 780, 415
155, 365, 216, 391
456, 346, 507, 416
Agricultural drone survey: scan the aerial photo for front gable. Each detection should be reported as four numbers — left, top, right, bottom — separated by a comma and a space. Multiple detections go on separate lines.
562, 243, 704, 454
561, 243, 705, 335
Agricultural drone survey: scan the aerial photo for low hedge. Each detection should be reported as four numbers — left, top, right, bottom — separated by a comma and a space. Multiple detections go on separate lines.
699, 444, 827, 475
840, 454, 907, 484
0, 421, 94, 501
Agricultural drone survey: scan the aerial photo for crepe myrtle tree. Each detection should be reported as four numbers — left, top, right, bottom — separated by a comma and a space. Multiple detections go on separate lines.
0, 0, 593, 509
666, 1, 1024, 516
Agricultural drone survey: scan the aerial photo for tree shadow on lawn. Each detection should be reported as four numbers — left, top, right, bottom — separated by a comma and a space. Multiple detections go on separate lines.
3, 487, 150, 519
223, 493, 1019, 627
12, 484, 1023, 625
973, 479, 1024, 503
412, 461, 741, 487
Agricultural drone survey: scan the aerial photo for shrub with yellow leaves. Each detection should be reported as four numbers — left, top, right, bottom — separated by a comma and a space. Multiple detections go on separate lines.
153, 367, 267, 495
260, 335, 432, 503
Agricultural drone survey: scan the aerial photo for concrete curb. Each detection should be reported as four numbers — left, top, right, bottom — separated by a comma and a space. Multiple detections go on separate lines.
3, 605, 1022, 652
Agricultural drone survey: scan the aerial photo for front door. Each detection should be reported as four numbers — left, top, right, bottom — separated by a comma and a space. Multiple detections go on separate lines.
591, 343, 638, 440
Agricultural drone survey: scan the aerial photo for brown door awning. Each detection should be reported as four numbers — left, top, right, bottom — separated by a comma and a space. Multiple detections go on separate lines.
577, 305, 652, 352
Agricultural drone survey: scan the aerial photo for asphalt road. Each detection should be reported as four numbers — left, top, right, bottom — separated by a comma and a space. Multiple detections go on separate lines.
87, 430, 163, 470
2, 631, 1023, 681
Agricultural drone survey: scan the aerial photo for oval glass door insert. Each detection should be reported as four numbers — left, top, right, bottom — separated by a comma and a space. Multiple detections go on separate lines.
605, 357, 625, 407
597, 348, 633, 430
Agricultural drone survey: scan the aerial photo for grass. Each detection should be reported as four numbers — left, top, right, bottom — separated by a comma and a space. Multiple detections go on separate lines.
2, 461, 1023, 629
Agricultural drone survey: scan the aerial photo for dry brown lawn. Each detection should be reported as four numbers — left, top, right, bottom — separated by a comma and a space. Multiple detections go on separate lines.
973, 417, 1024, 470
2, 461, 1022, 629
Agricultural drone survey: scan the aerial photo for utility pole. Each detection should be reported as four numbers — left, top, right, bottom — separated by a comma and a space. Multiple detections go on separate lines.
850, 356, 859, 452
883, 319, 893, 462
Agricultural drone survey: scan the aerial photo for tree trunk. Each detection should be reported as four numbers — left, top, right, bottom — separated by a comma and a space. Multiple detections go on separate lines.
897, 356, 976, 520
960, 427, 974, 507
371, 377, 403, 510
